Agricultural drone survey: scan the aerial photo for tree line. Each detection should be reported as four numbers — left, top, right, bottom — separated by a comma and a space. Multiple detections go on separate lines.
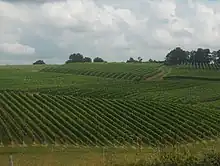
65, 53, 159, 64
165, 47, 220, 65
65, 53, 106, 63
33, 53, 106, 65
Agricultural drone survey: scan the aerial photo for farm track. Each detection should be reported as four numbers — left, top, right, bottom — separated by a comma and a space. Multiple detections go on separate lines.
145, 67, 171, 81
1, 91, 220, 147
145, 70, 164, 81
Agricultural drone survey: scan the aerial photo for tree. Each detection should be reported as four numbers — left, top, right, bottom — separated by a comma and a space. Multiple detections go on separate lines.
126, 57, 137, 63
138, 57, 143, 63
93, 57, 104, 62
148, 59, 153, 63
211, 51, 217, 63
165, 47, 188, 65
213, 50, 220, 64
126, 57, 143, 63
33, 60, 45, 65
203, 48, 211, 63
127, 57, 134, 63
83, 57, 92, 62
190, 48, 211, 64
165, 47, 220, 65
188, 50, 196, 63
66, 53, 84, 63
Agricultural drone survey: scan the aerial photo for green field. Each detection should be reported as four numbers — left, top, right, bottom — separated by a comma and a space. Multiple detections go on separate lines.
1, 62, 220, 165
1, 140, 220, 166
165, 63, 220, 80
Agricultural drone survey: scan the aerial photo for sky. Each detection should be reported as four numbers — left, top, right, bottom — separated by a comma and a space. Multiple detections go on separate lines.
1, 0, 220, 65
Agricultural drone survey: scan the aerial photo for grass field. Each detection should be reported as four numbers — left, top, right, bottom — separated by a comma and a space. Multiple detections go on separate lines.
1, 140, 220, 166
1, 62, 220, 165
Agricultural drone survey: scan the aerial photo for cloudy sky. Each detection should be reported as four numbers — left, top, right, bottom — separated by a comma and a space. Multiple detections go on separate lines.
0, 0, 220, 64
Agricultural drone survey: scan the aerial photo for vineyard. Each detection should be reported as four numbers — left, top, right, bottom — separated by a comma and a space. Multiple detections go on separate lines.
40, 63, 162, 81
179, 62, 220, 70
1, 91, 220, 147
1, 63, 220, 148
166, 63, 220, 80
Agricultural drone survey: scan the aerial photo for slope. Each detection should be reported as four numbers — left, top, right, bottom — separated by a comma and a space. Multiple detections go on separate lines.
0, 91, 220, 147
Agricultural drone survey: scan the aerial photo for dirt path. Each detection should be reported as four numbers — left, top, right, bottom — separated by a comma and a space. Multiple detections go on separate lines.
145, 70, 164, 81
145, 67, 171, 81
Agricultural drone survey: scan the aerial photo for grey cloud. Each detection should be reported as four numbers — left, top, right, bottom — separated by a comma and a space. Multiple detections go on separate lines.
172, 30, 193, 38
1, 0, 65, 3
1, 0, 220, 64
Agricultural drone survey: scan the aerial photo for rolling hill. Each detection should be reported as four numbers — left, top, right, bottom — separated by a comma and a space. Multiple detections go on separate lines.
1, 62, 220, 148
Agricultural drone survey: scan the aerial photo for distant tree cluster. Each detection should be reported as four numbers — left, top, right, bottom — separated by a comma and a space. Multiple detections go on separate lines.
126, 57, 143, 63
93, 57, 105, 62
148, 59, 164, 63
33, 60, 45, 65
65, 53, 105, 64
165, 47, 220, 65
126, 57, 163, 63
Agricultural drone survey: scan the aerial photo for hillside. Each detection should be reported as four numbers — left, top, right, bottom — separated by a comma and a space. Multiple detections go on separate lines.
1, 62, 220, 148
165, 63, 220, 80
1, 91, 220, 146
40, 63, 162, 81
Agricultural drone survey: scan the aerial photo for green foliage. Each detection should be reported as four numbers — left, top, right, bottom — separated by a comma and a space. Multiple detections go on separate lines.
83, 57, 92, 62
124, 151, 220, 166
93, 57, 105, 62
33, 60, 45, 65
165, 47, 188, 65
165, 47, 220, 65
67, 53, 84, 63
126, 57, 143, 63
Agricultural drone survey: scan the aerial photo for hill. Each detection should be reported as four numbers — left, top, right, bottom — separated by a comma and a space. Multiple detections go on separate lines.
40, 62, 162, 81
165, 63, 220, 81
1, 62, 220, 147
2, 62, 220, 165
1, 91, 220, 146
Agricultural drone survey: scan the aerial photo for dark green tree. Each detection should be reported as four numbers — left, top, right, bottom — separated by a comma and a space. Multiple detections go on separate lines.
165, 47, 188, 65
148, 58, 153, 62
203, 48, 211, 63
191, 48, 211, 63
188, 50, 196, 63
66, 53, 84, 63
216, 50, 220, 63
138, 57, 143, 62
83, 57, 92, 62
33, 60, 45, 65
126, 57, 137, 63
93, 57, 104, 62
70, 53, 83, 62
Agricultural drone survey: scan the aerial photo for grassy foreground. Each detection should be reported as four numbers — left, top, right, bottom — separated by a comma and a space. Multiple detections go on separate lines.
1, 140, 220, 165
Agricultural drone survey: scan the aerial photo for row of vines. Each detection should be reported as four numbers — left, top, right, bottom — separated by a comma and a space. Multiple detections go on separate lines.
179, 62, 220, 70
1, 91, 220, 147
40, 66, 160, 81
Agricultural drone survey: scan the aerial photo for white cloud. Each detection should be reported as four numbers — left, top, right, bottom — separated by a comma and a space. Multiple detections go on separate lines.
1, 0, 220, 64
0, 43, 35, 55
0, 1, 31, 22
150, 0, 176, 20
111, 33, 128, 48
